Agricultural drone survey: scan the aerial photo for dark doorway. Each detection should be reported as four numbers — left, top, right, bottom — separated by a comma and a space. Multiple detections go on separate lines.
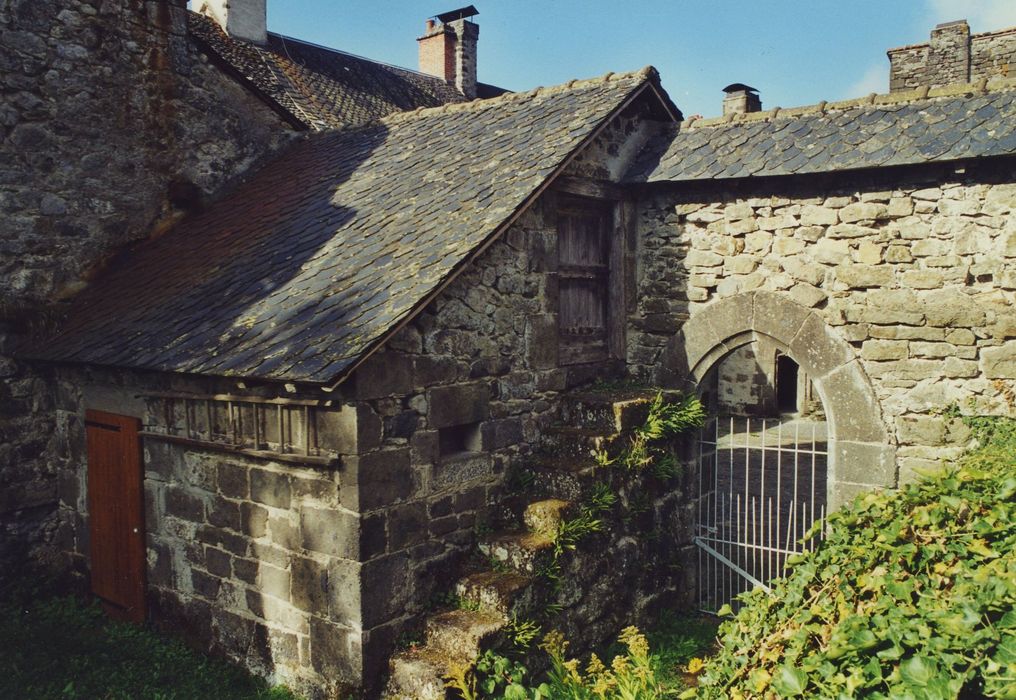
775, 354, 799, 414
86, 409, 146, 623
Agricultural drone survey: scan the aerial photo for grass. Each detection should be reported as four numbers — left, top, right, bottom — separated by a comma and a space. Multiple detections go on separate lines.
0, 576, 300, 700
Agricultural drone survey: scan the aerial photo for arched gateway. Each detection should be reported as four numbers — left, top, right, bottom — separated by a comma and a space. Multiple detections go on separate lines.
656, 291, 897, 607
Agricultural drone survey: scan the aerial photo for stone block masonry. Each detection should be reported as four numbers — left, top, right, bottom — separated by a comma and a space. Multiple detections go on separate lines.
342, 189, 621, 688
49, 367, 367, 698
630, 160, 1016, 485
889, 21, 1016, 92
0, 0, 292, 565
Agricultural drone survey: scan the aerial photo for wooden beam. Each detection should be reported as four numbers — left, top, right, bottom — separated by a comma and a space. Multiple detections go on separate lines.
139, 391, 327, 407
553, 176, 625, 201
139, 431, 338, 468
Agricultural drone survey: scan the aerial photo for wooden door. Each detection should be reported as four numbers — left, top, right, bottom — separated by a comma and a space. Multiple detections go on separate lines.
86, 409, 146, 623
558, 197, 613, 364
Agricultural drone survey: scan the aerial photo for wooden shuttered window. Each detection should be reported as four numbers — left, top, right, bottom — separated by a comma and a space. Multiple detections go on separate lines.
558, 197, 613, 365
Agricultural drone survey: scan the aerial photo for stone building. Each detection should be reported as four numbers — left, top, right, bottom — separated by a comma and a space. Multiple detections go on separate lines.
889, 20, 1016, 92
3, 0, 1016, 696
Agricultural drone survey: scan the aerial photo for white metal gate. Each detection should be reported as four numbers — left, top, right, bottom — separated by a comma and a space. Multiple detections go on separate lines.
695, 416, 828, 611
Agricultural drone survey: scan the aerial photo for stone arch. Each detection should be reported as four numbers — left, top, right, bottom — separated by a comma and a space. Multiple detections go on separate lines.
657, 291, 896, 509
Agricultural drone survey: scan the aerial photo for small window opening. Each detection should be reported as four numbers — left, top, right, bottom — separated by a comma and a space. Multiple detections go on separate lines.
775, 354, 799, 414
438, 422, 482, 458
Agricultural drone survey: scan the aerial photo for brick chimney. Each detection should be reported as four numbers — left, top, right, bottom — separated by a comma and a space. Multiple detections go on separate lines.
198, 0, 267, 45
418, 7, 479, 99
722, 84, 762, 116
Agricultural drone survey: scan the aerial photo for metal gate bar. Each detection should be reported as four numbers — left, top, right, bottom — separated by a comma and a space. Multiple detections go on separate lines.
695, 416, 828, 611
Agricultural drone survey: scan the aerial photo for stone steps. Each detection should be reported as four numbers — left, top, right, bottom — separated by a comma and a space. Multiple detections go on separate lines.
384, 645, 468, 700
526, 455, 608, 501
522, 498, 573, 535
384, 387, 660, 699
454, 570, 534, 617
425, 609, 505, 659
384, 609, 506, 699
560, 391, 658, 433
478, 530, 555, 574
540, 425, 625, 460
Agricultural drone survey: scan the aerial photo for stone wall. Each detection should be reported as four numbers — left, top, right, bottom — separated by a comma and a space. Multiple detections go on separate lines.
712, 341, 774, 415
50, 365, 371, 698
890, 22, 1016, 92
630, 160, 1016, 485
971, 27, 1016, 83
343, 189, 608, 687
1, 0, 292, 563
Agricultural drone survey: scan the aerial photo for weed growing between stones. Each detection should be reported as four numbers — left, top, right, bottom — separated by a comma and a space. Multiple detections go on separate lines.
593, 391, 706, 474
543, 391, 704, 590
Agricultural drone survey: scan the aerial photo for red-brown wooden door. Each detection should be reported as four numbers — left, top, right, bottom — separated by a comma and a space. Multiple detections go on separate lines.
86, 409, 146, 623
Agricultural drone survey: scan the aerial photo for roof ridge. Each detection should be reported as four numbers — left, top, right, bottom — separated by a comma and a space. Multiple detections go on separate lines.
683, 75, 1016, 130
266, 30, 455, 83
380, 65, 659, 124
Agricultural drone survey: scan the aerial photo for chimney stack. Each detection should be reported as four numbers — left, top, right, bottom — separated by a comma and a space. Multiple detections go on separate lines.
198, 0, 267, 45
927, 20, 971, 85
418, 6, 479, 100
722, 83, 762, 116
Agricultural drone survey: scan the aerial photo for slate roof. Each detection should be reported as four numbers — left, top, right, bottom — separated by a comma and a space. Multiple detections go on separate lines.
188, 12, 467, 130
27, 69, 663, 384
627, 78, 1016, 183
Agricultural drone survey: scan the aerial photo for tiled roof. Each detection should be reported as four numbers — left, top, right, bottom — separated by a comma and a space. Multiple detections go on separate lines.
188, 12, 467, 130
626, 78, 1016, 183
27, 69, 661, 384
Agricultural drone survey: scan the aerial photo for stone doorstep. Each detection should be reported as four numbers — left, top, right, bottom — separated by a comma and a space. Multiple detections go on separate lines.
384, 645, 466, 700
424, 609, 506, 660
454, 570, 534, 617
478, 531, 555, 574
523, 498, 574, 535
540, 425, 624, 460
559, 392, 657, 433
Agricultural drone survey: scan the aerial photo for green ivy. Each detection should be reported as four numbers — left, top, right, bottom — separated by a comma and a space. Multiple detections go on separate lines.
691, 426, 1016, 699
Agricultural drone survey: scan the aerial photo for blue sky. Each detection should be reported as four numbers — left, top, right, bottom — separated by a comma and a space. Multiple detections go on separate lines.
248, 1, 1016, 117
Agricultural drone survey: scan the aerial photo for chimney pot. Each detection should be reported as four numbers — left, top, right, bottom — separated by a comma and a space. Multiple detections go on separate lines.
426, 19, 435, 30
721, 83, 761, 116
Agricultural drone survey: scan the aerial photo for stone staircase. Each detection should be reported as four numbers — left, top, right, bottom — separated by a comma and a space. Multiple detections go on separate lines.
382, 389, 661, 700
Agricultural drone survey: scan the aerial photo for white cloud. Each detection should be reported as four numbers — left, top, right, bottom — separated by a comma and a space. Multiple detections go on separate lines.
926, 0, 1016, 32
843, 63, 887, 100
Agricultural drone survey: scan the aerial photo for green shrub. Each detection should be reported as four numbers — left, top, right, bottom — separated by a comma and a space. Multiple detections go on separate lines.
448, 627, 677, 699
693, 421, 1016, 699
446, 615, 716, 699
